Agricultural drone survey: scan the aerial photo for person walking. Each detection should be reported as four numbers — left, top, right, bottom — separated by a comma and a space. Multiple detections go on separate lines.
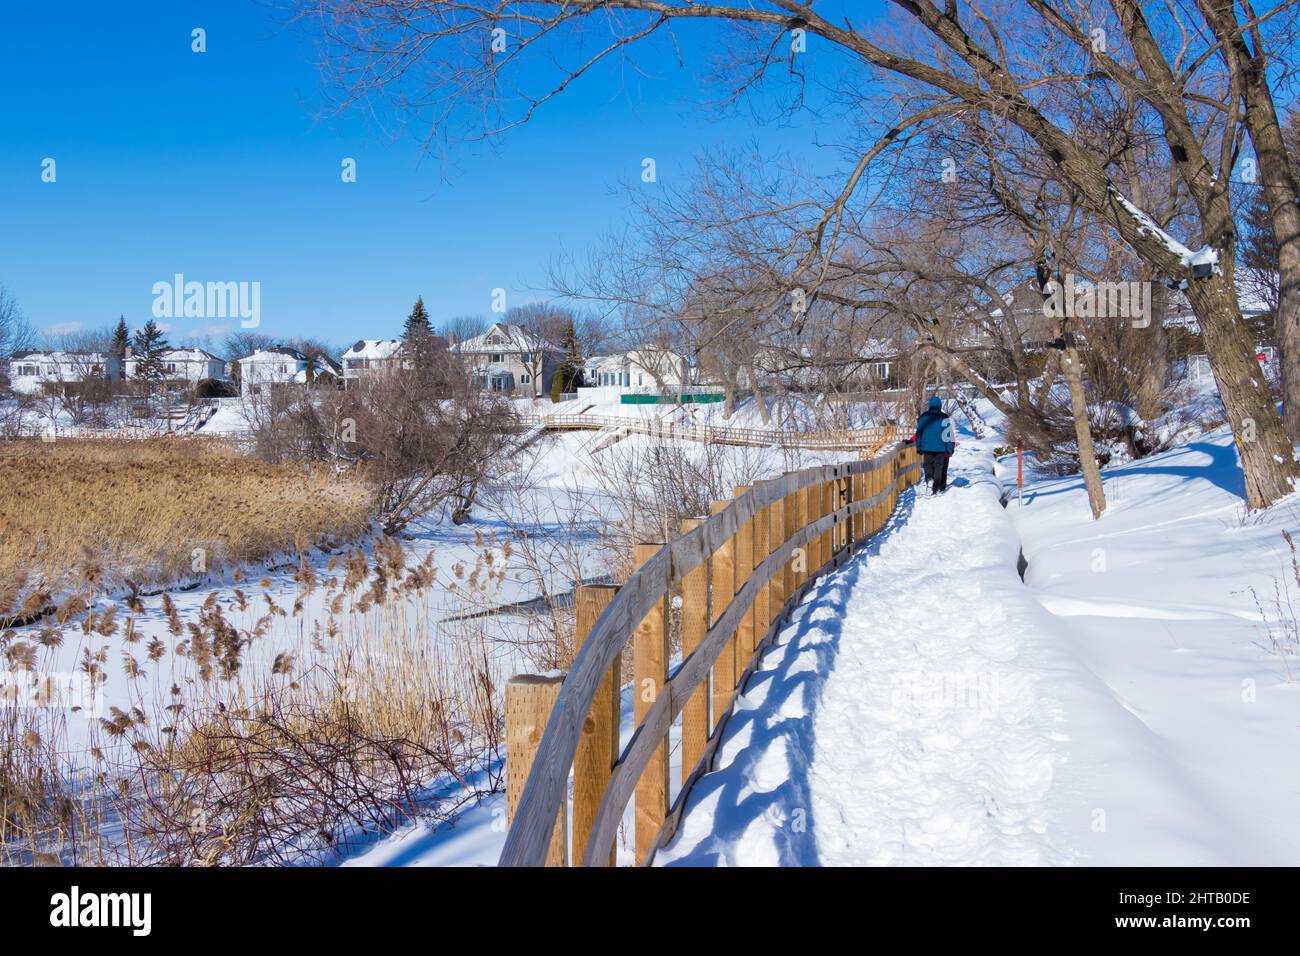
912, 395, 955, 494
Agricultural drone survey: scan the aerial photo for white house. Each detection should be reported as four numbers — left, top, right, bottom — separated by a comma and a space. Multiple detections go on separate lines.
236, 346, 341, 397
124, 347, 227, 385
453, 323, 561, 398
341, 339, 405, 386
572, 347, 692, 403
7, 350, 121, 395
589, 347, 688, 390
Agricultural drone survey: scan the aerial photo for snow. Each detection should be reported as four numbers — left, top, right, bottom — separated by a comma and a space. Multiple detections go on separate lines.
657, 449, 1073, 865
18, 378, 1299, 866
1109, 187, 1220, 274
651, 408, 1300, 866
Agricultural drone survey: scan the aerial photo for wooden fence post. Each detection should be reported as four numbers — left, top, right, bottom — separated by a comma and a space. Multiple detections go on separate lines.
874, 463, 885, 532
679, 517, 709, 785
709, 499, 737, 726
572, 584, 620, 867
805, 480, 820, 577
782, 477, 797, 603
834, 469, 847, 556
796, 482, 811, 589
843, 469, 854, 551
732, 485, 755, 662
892, 453, 900, 510
506, 674, 568, 867
753, 490, 772, 645
767, 488, 785, 634
821, 476, 832, 572
853, 469, 865, 542
631, 542, 668, 867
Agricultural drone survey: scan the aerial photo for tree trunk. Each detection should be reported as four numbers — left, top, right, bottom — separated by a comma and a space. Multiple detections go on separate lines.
1185, 274, 1297, 508
748, 367, 771, 425
1062, 347, 1106, 519
721, 379, 736, 420
1200, 0, 1300, 442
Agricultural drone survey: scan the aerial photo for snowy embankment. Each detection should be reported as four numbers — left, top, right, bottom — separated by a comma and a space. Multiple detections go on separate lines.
344, 415, 1300, 866
656, 430, 1300, 866
1008, 429, 1300, 865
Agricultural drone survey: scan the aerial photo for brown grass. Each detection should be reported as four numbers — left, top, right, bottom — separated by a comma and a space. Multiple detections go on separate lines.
0, 438, 373, 616
0, 537, 507, 866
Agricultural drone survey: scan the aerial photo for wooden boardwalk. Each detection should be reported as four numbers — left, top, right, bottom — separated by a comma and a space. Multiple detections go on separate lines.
500, 442, 922, 866
523, 411, 896, 454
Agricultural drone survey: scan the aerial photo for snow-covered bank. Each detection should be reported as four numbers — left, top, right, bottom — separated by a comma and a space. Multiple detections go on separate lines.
655, 429, 1300, 865
1009, 428, 1300, 864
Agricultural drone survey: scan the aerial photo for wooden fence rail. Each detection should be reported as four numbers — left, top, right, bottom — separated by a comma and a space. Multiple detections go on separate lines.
500, 441, 922, 866
522, 412, 896, 452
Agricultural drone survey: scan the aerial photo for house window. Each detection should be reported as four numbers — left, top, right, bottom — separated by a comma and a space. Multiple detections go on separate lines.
520, 352, 531, 364
872, 362, 890, 380
18, 364, 35, 376
521, 374, 531, 384
490, 353, 503, 363
166, 362, 177, 373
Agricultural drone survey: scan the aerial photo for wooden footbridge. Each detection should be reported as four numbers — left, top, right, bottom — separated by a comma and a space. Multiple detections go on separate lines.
522, 411, 897, 454
499, 441, 921, 866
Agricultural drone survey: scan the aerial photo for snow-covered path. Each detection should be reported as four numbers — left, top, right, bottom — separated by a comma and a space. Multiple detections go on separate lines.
657, 457, 1074, 865
657, 432, 1300, 867
803, 474, 1067, 865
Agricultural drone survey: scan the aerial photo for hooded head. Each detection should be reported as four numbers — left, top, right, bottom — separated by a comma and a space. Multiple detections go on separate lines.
928, 396, 942, 411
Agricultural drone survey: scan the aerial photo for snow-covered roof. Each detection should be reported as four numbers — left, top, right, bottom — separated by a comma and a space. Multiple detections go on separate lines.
453, 323, 558, 354
10, 350, 112, 363
240, 346, 310, 364
342, 339, 404, 360
127, 347, 222, 362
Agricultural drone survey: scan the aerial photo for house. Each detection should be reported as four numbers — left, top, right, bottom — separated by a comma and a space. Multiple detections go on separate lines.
124, 347, 228, 385
7, 350, 121, 395
857, 338, 904, 388
452, 323, 561, 398
236, 346, 341, 397
341, 339, 405, 386
589, 347, 688, 390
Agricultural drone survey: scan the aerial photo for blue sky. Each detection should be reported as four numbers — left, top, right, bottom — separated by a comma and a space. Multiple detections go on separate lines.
0, 1, 864, 348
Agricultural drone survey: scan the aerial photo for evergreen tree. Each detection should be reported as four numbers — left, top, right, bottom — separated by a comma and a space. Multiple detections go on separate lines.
403, 296, 434, 341
550, 320, 584, 401
131, 319, 170, 394
111, 316, 130, 378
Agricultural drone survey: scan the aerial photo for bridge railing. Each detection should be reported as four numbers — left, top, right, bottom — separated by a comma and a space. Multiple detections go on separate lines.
500, 441, 921, 866
522, 412, 896, 452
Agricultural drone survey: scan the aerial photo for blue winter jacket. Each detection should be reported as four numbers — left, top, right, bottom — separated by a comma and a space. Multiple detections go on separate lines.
914, 396, 955, 454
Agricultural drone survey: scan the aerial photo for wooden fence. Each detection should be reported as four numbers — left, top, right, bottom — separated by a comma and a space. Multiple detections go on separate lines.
523, 412, 896, 453
500, 441, 922, 866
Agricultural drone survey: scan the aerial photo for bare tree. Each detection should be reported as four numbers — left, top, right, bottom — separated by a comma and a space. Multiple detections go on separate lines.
443, 314, 488, 346
342, 348, 523, 532
0, 286, 35, 392
294, 0, 1300, 508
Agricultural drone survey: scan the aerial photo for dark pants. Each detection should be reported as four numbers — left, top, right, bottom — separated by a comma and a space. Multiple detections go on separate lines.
922, 452, 949, 493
